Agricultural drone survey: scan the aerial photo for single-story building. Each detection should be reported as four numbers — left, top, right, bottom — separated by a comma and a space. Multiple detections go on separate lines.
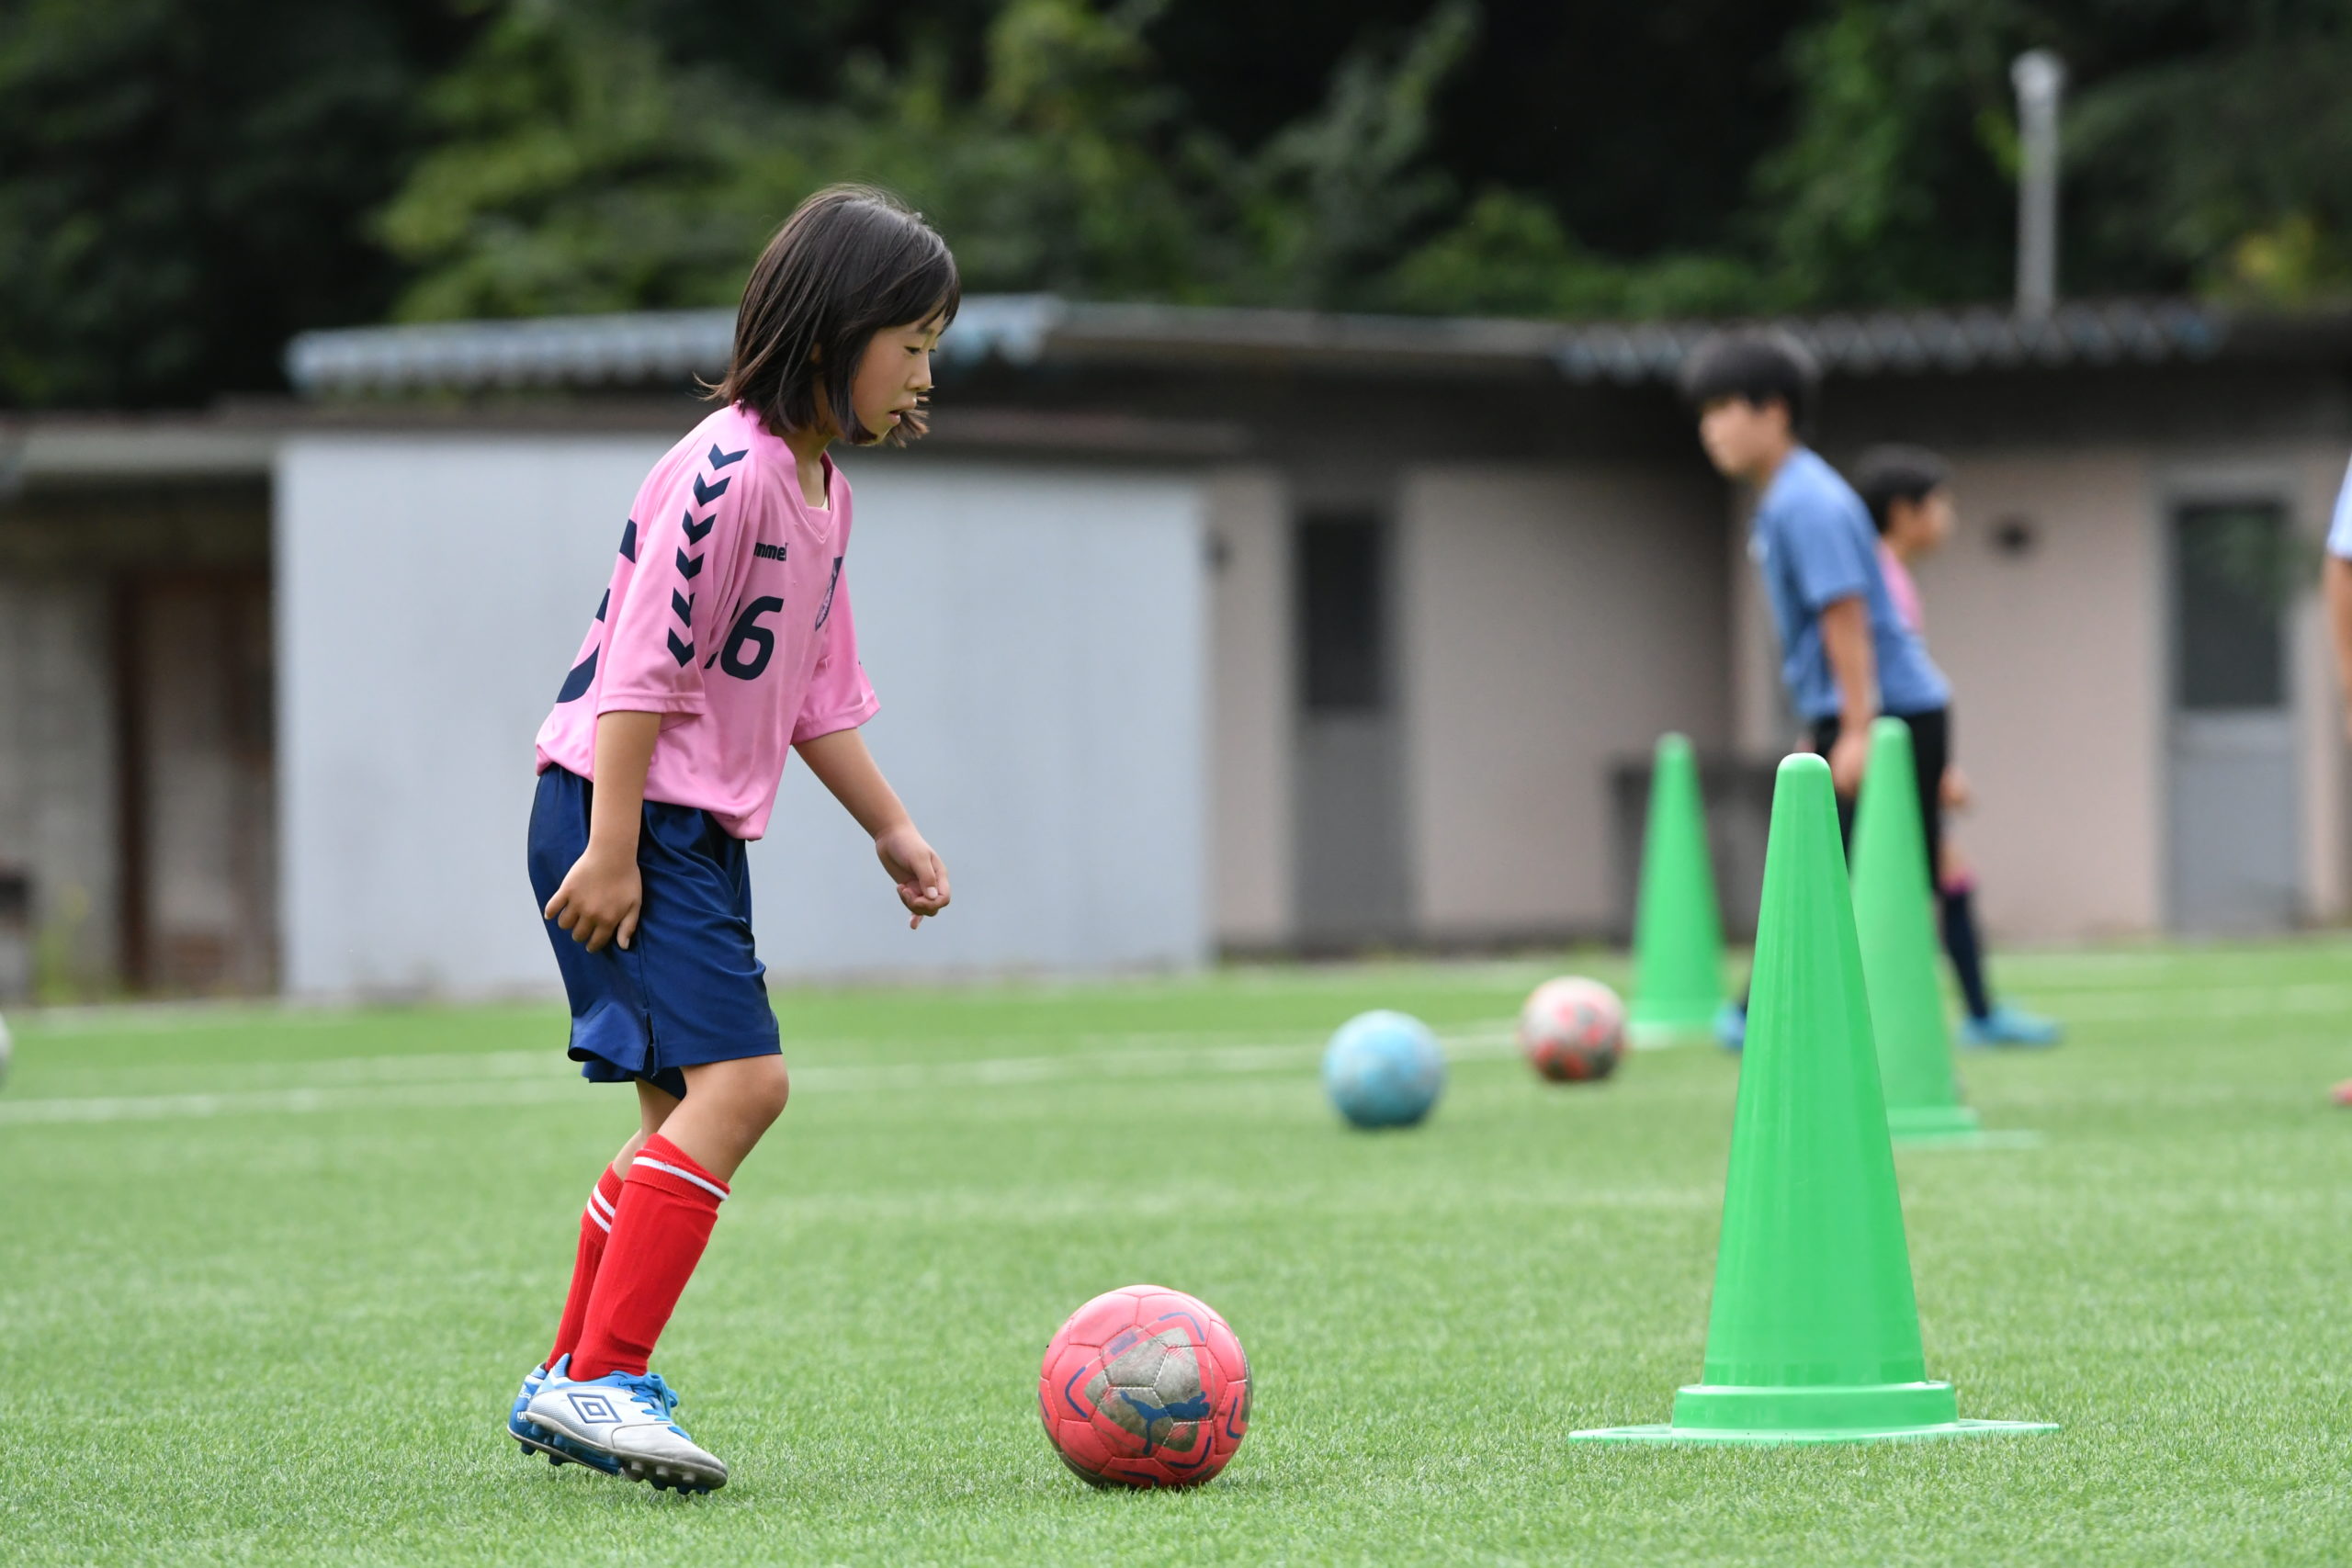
3, 294, 2347, 998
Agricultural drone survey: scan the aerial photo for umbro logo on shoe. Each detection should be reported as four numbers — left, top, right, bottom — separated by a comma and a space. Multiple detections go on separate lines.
528, 1371, 728, 1491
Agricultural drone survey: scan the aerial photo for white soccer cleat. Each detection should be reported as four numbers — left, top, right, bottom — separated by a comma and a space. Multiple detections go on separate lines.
509, 1362, 620, 1473
525, 1359, 729, 1493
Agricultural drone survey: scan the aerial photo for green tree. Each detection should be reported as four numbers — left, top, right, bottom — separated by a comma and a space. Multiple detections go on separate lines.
373, 2, 817, 319
374, 0, 1216, 316
2070, 4, 2352, 303
375, 0, 1514, 318
1744, 0, 2352, 310
1747, 0, 2030, 308
23, 0, 2352, 411
0, 0, 475, 406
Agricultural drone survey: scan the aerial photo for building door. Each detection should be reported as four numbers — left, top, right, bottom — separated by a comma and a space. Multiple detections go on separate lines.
117, 570, 277, 992
1293, 511, 1410, 946
2166, 500, 2300, 933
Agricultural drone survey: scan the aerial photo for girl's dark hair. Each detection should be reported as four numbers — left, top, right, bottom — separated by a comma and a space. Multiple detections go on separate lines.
1853, 445, 1951, 536
1679, 328, 1820, 434
714, 185, 960, 446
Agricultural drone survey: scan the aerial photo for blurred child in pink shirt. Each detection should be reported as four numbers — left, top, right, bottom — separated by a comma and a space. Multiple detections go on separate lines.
1856, 446, 2060, 1048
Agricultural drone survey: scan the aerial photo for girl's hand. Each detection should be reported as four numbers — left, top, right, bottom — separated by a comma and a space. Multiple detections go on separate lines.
1940, 763, 1972, 811
876, 825, 950, 929
543, 845, 643, 952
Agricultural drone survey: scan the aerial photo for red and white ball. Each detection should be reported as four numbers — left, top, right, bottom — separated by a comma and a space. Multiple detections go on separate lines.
1518, 976, 1626, 1083
1038, 1284, 1250, 1488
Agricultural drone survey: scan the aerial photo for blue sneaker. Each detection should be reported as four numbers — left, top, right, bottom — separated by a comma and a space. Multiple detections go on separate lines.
1714, 1002, 1747, 1054
1960, 1005, 2063, 1048
525, 1358, 728, 1493
509, 1362, 621, 1474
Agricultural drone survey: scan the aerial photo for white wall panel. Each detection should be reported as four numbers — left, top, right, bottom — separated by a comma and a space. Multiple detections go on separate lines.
1399, 462, 1730, 937
277, 435, 1206, 995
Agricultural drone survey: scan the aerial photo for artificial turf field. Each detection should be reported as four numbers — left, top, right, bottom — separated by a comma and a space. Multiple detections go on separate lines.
4, 943, 2349, 1567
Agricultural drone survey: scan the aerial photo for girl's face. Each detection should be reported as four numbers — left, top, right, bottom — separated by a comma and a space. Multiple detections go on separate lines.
848, 315, 946, 440
1890, 488, 1956, 556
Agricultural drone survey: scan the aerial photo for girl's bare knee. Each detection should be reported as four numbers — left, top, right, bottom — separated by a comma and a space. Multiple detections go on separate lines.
682, 1055, 790, 1131
743, 1056, 791, 1127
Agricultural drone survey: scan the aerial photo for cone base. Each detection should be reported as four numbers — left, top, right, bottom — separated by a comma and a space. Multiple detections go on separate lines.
1894, 1126, 2045, 1151
1626, 997, 1724, 1050
1626, 1017, 1716, 1050
1675, 1378, 1959, 1430
1885, 1103, 1981, 1138
1567, 1417, 2058, 1447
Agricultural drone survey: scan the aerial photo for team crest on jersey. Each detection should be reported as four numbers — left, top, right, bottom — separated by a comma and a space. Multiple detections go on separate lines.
814, 556, 843, 630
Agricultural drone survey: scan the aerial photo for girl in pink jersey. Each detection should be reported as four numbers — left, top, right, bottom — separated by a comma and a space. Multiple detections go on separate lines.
511, 186, 957, 1492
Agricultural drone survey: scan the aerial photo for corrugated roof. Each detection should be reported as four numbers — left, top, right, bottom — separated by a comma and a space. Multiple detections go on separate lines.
1552, 299, 2226, 383
287, 294, 2239, 397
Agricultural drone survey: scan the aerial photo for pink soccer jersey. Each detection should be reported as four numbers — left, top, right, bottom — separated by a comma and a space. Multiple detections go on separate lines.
1878, 542, 1925, 636
534, 402, 879, 840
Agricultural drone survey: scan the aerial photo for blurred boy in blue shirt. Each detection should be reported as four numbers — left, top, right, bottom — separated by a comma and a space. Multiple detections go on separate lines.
1682, 329, 2058, 1050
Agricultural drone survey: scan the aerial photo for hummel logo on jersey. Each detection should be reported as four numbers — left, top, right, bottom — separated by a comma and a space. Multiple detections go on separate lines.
567, 1393, 619, 1424
753, 542, 787, 561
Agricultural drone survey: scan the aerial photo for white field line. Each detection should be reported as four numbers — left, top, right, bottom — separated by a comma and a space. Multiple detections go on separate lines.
2036, 982, 2352, 1021
17, 1021, 1493, 1098
2, 962, 1575, 1035
21, 1034, 1250, 1099
0, 1024, 1521, 1126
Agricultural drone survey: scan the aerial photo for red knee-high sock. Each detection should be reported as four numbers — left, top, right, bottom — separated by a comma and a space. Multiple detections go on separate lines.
568, 1134, 729, 1380
545, 1165, 626, 1370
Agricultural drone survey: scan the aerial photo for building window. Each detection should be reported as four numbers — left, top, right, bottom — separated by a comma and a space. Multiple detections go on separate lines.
1298, 513, 1386, 714
2174, 501, 2290, 711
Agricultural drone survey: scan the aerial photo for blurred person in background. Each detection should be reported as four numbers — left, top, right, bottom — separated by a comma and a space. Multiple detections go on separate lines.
1683, 331, 2054, 1050
1855, 445, 2060, 1048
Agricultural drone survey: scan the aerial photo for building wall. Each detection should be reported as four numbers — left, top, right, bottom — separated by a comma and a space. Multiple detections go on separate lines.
277, 435, 667, 996
128, 572, 277, 993
1726, 493, 1792, 759
0, 573, 117, 992
277, 434, 1209, 996
0, 482, 274, 998
1896, 448, 2165, 940
753, 458, 1208, 977
1204, 467, 1293, 947
1904, 440, 2352, 939
1397, 462, 1730, 939
2289, 445, 2349, 923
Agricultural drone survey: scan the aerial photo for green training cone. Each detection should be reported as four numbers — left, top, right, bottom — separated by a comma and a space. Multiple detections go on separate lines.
1572, 753, 2055, 1445
1850, 717, 1982, 1142
1625, 733, 1724, 1046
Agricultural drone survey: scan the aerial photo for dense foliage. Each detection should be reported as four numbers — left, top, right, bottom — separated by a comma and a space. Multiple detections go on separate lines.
7, 0, 2352, 405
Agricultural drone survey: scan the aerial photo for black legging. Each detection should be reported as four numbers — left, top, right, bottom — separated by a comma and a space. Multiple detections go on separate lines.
1806, 705, 1994, 1021
1736, 705, 1991, 1021
1807, 705, 1947, 886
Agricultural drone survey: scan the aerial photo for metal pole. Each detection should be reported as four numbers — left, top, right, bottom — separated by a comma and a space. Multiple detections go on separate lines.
2011, 50, 2066, 318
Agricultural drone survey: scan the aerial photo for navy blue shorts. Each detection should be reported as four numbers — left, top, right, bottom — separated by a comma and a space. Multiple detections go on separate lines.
527, 766, 781, 1100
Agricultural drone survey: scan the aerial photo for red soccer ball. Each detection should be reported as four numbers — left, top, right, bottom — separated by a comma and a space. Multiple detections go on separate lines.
1037, 1284, 1251, 1488
1518, 976, 1626, 1083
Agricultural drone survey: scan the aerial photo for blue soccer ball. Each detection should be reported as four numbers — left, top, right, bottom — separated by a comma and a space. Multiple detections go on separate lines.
1322, 1010, 1445, 1129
